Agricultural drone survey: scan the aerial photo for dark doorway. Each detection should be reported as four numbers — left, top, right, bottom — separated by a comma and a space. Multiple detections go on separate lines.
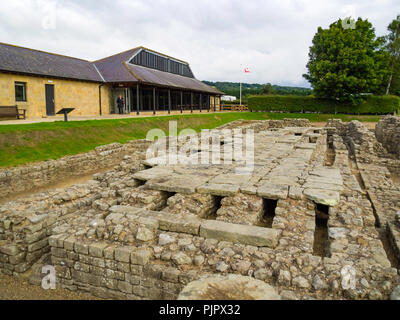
262, 198, 278, 228
45, 84, 55, 116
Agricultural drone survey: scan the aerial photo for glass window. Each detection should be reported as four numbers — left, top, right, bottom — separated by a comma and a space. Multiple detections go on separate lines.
15, 82, 26, 102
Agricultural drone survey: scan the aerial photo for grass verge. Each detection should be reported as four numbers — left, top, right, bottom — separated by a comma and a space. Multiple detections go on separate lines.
0, 112, 380, 168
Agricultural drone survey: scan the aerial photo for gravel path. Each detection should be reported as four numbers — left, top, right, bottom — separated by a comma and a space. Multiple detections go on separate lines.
0, 273, 99, 300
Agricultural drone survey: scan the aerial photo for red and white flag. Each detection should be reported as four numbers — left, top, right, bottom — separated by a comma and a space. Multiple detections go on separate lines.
244, 67, 250, 73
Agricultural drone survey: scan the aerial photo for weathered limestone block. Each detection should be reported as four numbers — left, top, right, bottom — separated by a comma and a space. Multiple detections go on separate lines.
88, 242, 109, 258
197, 183, 239, 197
153, 212, 201, 235
216, 193, 263, 225
115, 246, 135, 263
257, 184, 289, 200
0, 243, 20, 256
178, 274, 281, 300
124, 186, 168, 211
145, 174, 210, 194
304, 188, 340, 207
164, 193, 217, 219
200, 220, 281, 248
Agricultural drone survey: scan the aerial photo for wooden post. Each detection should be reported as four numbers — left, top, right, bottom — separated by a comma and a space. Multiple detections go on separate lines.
213, 96, 216, 112
207, 94, 210, 112
168, 89, 171, 114
136, 84, 140, 115
199, 93, 202, 112
180, 91, 183, 114
153, 87, 156, 115
190, 92, 193, 113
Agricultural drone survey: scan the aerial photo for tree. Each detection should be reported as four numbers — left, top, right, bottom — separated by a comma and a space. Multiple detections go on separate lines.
261, 83, 274, 95
385, 15, 400, 95
303, 17, 390, 102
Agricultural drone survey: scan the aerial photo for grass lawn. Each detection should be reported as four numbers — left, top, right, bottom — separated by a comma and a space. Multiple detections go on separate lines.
0, 112, 380, 168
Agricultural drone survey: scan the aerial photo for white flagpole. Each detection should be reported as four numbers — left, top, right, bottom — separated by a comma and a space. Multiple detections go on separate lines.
240, 82, 242, 106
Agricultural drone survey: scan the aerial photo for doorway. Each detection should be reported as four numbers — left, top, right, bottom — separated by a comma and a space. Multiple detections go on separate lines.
45, 84, 55, 116
113, 88, 131, 114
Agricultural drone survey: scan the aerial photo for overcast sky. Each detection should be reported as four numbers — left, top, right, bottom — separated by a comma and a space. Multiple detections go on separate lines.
0, 0, 399, 87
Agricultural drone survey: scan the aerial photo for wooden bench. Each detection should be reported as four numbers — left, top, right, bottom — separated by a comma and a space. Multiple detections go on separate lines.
0, 106, 26, 120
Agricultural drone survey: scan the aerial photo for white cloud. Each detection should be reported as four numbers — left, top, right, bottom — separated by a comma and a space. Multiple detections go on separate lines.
0, 0, 399, 87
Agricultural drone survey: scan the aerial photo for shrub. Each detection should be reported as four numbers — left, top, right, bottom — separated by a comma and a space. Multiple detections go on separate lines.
247, 95, 400, 114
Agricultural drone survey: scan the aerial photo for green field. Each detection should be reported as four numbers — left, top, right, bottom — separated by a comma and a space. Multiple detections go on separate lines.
0, 112, 380, 168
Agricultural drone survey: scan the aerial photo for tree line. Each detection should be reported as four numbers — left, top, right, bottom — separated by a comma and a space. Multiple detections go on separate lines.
202, 81, 312, 100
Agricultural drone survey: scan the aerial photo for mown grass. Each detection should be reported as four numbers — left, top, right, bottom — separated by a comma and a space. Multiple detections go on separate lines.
0, 112, 380, 168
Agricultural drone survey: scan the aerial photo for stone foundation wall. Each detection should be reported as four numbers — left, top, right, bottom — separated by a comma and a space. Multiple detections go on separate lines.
0, 140, 151, 200
0, 154, 147, 275
49, 236, 188, 300
376, 116, 400, 158
218, 119, 311, 132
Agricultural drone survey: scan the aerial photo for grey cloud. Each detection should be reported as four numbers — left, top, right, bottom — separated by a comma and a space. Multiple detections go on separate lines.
0, 0, 399, 87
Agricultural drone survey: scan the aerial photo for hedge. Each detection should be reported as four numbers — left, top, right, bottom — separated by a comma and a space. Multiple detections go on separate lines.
247, 95, 400, 114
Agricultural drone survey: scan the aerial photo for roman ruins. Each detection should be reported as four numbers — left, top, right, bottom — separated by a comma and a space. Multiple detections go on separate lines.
0, 117, 399, 300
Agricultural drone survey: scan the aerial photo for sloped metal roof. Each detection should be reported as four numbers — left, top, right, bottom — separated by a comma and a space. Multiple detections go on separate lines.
93, 47, 141, 83
0, 43, 223, 95
0, 42, 103, 82
124, 63, 223, 94
94, 47, 223, 95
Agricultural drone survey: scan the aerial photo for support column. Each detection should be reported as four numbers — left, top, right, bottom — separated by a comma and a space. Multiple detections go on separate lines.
213, 96, 216, 112
199, 93, 202, 112
168, 89, 171, 114
136, 84, 140, 115
180, 91, 183, 114
153, 87, 156, 115
190, 92, 193, 113
207, 94, 210, 112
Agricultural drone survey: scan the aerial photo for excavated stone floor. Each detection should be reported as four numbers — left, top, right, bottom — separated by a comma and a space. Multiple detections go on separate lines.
1, 118, 399, 300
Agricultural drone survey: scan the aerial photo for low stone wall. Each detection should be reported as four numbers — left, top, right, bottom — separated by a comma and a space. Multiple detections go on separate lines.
376, 116, 400, 158
0, 140, 152, 200
218, 119, 311, 132
49, 236, 188, 300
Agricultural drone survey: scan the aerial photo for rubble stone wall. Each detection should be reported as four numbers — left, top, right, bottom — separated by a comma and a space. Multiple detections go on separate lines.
376, 116, 400, 158
0, 154, 147, 275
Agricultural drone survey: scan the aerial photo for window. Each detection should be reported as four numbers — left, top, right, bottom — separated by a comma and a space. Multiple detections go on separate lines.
15, 82, 27, 102
130, 50, 194, 78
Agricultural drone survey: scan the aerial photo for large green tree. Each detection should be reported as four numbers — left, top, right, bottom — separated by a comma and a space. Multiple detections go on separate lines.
385, 15, 400, 95
303, 18, 389, 101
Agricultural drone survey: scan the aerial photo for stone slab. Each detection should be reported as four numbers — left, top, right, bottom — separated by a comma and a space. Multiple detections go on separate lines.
302, 182, 343, 192
199, 220, 281, 248
310, 168, 342, 180
306, 176, 343, 186
197, 183, 239, 196
178, 274, 281, 300
209, 173, 251, 186
304, 188, 340, 207
133, 167, 172, 181
148, 212, 201, 235
145, 175, 210, 194
257, 183, 289, 199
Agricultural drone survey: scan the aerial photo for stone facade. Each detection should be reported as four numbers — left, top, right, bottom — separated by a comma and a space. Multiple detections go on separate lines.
0, 73, 112, 118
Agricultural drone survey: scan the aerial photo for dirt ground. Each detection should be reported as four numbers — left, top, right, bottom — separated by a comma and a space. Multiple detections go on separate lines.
0, 273, 99, 300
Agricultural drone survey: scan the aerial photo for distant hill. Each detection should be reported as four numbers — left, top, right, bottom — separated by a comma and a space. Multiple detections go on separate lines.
203, 81, 312, 98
